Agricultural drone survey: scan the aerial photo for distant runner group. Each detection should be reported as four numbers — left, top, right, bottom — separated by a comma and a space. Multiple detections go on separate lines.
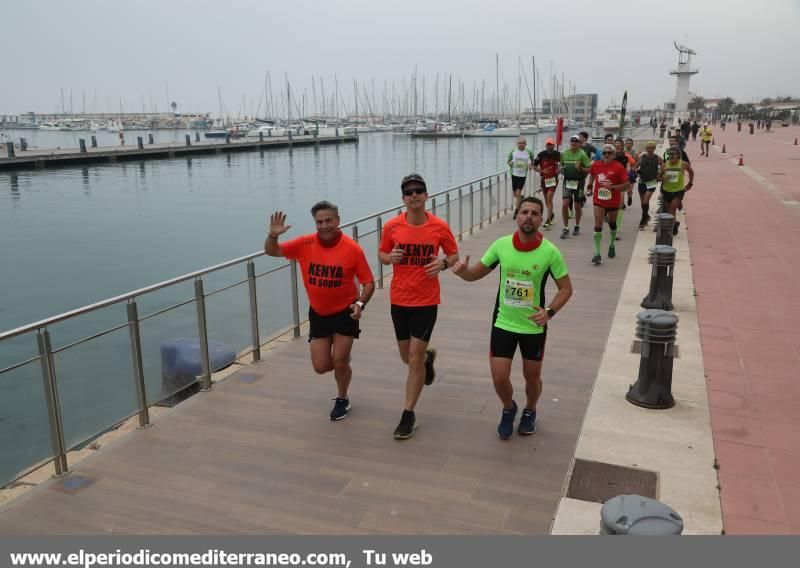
263, 123, 697, 441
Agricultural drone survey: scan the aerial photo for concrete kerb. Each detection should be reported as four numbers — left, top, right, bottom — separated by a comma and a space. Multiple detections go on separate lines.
550, 194, 723, 535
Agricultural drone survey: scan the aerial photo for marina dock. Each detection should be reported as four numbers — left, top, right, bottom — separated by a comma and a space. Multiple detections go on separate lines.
0, 133, 357, 171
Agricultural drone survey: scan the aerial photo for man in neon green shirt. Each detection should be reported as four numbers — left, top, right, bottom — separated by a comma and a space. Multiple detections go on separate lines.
559, 134, 592, 238
451, 196, 573, 439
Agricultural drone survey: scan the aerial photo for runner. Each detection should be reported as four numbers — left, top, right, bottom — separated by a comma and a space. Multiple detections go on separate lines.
559, 134, 592, 238
613, 138, 635, 238
587, 144, 630, 264
624, 137, 638, 208
579, 131, 596, 164
594, 133, 615, 160
699, 123, 713, 157
533, 139, 561, 229
635, 141, 664, 228
691, 120, 700, 141
265, 202, 375, 421
658, 147, 694, 235
664, 135, 691, 164
507, 136, 535, 220
378, 173, 459, 440
659, 120, 667, 139
450, 196, 573, 439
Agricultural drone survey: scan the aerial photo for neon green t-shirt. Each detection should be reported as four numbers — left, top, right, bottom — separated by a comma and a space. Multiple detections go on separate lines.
560, 148, 591, 180
480, 235, 569, 334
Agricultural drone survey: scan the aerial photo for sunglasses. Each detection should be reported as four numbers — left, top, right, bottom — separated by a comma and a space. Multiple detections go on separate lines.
602, 151, 614, 155
402, 187, 427, 196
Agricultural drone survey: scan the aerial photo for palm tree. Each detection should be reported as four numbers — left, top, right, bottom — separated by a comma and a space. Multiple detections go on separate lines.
689, 95, 706, 113
717, 97, 735, 115
170, 101, 178, 114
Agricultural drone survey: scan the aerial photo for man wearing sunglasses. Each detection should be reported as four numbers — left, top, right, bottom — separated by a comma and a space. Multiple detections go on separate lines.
587, 144, 631, 264
559, 135, 592, 238
658, 148, 695, 235
265, 202, 375, 421
635, 141, 664, 228
379, 173, 459, 440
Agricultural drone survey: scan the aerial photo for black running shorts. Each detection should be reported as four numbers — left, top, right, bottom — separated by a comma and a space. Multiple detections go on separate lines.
638, 180, 658, 194
662, 190, 685, 202
308, 306, 360, 342
511, 175, 527, 192
562, 178, 586, 202
390, 305, 438, 343
490, 326, 546, 361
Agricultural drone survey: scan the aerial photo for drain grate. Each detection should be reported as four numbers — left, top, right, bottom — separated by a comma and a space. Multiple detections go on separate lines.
631, 340, 680, 358
567, 459, 658, 503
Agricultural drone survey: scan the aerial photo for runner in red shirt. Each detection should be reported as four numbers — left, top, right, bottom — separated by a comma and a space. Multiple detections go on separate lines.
587, 144, 631, 265
378, 173, 459, 439
265, 201, 375, 421
533, 138, 561, 230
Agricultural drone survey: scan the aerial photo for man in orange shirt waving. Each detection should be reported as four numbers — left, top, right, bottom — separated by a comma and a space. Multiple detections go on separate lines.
266, 201, 375, 421
379, 173, 459, 439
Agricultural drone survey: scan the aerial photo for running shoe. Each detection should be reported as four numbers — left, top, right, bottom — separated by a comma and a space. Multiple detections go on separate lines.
573, 225, 580, 236
517, 408, 537, 435
673, 221, 680, 236
592, 254, 602, 265
560, 228, 569, 239
608, 245, 616, 259
627, 194, 633, 207
497, 401, 518, 440
330, 397, 351, 421
621, 203, 627, 210
543, 220, 552, 230
424, 347, 437, 386
513, 209, 518, 220
393, 410, 417, 440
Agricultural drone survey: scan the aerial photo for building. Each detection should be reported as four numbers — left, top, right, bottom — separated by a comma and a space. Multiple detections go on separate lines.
541, 94, 598, 123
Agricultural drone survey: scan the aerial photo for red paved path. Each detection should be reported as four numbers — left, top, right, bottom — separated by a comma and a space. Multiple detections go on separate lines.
686, 122, 800, 534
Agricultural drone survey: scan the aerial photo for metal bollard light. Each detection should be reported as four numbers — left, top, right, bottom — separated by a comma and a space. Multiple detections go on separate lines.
19, 138, 27, 151
195, 132, 200, 143
91, 135, 97, 148
148, 133, 154, 144
653, 195, 665, 230
600, 495, 683, 535
641, 245, 676, 311
185, 134, 191, 146
627, 309, 679, 409
79, 139, 87, 153
655, 213, 675, 246
137, 136, 144, 150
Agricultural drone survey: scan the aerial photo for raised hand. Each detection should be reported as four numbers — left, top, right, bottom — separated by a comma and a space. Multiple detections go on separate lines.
269, 211, 291, 237
424, 257, 443, 278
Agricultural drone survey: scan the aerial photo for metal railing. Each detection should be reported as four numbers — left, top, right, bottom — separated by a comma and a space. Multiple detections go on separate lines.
0, 169, 524, 488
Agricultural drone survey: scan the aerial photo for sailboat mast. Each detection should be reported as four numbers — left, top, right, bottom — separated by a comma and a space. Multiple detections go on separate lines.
495, 53, 499, 119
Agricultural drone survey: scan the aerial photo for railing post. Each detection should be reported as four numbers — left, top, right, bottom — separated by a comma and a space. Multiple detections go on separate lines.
193, 279, 212, 391
479, 180, 484, 229
458, 187, 463, 241
377, 216, 384, 289
432, 197, 437, 217
504, 172, 509, 213
352, 225, 359, 243
126, 302, 150, 428
445, 193, 451, 227
246, 261, 261, 362
290, 260, 301, 339
469, 184, 474, 235
497, 174, 502, 221
37, 329, 68, 477
488, 179, 493, 224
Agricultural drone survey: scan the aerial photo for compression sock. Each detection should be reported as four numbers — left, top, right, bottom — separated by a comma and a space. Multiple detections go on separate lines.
593, 231, 602, 256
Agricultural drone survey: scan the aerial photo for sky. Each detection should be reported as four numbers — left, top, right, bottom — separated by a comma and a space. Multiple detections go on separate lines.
2, 0, 799, 117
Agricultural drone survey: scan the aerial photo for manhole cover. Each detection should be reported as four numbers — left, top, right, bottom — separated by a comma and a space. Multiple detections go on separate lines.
48, 474, 97, 495
567, 459, 658, 503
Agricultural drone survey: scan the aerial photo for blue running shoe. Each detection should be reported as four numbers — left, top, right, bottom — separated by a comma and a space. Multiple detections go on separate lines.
497, 401, 518, 440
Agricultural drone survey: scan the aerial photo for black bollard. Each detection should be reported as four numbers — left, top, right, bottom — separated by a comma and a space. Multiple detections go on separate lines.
641, 245, 676, 311
79, 139, 87, 153
225, 132, 230, 144
259, 132, 263, 142
5, 141, 14, 158
185, 134, 191, 146
655, 213, 675, 246
91, 135, 97, 148
137, 136, 144, 150
627, 309, 679, 409
195, 132, 200, 142
335, 127, 339, 137
19, 138, 27, 151
148, 133, 154, 144
288, 130, 293, 141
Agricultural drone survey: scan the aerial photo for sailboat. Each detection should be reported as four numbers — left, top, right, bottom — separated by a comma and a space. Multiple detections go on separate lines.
205, 86, 229, 138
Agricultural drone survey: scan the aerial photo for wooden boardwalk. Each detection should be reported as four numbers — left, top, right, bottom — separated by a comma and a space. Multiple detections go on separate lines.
0, 207, 640, 534
0, 134, 357, 171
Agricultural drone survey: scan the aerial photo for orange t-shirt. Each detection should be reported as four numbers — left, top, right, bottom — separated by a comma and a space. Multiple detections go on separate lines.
280, 232, 374, 316
379, 212, 458, 307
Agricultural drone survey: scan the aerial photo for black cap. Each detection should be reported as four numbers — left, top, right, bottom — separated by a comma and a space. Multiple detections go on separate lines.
401, 173, 427, 191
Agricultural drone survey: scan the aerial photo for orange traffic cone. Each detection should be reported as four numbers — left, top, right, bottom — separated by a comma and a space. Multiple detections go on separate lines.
738, 154, 744, 166
722, 144, 726, 153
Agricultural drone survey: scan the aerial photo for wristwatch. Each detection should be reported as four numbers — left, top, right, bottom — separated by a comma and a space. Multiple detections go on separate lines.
355, 301, 366, 311
441, 259, 449, 270
546, 307, 556, 318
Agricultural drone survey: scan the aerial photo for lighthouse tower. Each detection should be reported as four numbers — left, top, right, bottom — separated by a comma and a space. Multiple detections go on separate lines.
670, 42, 698, 119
